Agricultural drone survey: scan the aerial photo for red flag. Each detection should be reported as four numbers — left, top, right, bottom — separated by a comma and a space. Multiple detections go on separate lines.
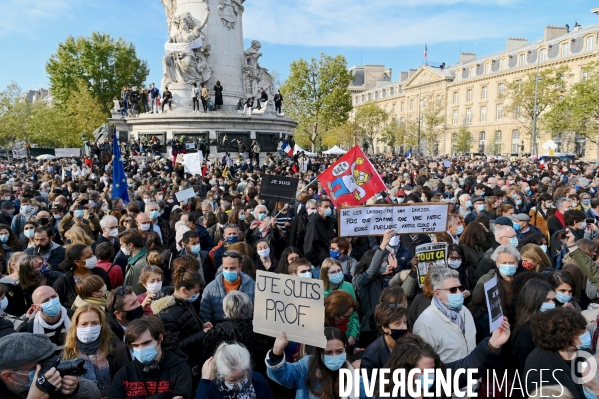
318, 145, 385, 207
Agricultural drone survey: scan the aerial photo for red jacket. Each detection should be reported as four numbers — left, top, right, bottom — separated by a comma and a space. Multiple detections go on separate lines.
97, 259, 124, 288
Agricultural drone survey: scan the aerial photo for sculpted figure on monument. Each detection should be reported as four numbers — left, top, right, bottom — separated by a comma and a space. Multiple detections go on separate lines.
218, 0, 240, 29
162, 6, 212, 86
243, 40, 275, 98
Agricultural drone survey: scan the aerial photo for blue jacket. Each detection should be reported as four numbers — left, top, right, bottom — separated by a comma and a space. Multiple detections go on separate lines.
199, 272, 255, 323
195, 371, 273, 399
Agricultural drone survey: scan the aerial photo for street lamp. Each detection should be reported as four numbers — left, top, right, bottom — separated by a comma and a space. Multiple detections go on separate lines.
531, 47, 542, 157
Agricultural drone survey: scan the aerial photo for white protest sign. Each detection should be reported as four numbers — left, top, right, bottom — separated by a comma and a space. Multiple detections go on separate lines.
183, 151, 203, 175
253, 270, 327, 348
175, 188, 196, 202
484, 275, 503, 333
338, 203, 450, 237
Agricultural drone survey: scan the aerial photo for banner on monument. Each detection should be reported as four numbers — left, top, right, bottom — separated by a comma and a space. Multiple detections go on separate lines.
416, 243, 448, 288
253, 270, 327, 348
259, 176, 299, 203
338, 203, 450, 237
183, 152, 203, 175
484, 275, 503, 333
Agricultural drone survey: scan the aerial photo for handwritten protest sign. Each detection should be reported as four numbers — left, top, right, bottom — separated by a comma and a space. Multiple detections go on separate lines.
484, 275, 503, 332
253, 270, 327, 348
259, 176, 299, 203
338, 203, 450, 237
416, 243, 448, 288
175, 188, 196, 202
183, 152, 203, 175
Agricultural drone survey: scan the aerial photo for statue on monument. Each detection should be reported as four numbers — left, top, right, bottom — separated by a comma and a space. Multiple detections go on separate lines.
218, 0, 241, 30
242, 40, 275, 98
162, 6, 212, 87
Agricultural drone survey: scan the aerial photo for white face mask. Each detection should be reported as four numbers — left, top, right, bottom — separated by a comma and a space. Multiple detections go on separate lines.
76, 326, 101, 344
109, 228, 119, 238
307, 209, 317, 216
140, 223, 151, 231
121, 246, 131, 256
389, 235, 400, 247
146, 281, 163, 294
84, 256, 98, 269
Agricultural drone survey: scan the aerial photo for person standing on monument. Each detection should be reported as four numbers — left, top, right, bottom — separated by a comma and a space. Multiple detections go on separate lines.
257, 87, 268, 109
274, 90, 283, 114
191, 83, 200, 113
244, 97, 254, 118
200, 83, 209, 113
214, 81, 224, 110
162, 87, 173, 112
149, 83, 160, 113
141, 86, 150, 113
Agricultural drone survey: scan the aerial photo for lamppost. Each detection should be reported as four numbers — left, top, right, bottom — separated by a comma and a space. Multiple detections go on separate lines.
318, 137, 322, 153
81, 134, 87, 157
531, 47, 542, 157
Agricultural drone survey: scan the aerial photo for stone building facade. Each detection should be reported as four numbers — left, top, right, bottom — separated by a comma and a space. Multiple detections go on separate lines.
351, 20, 599, 160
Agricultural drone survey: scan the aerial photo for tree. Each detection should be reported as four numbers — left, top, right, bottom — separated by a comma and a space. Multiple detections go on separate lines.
324, 122, 358, 149
281, 53, 353, 151
354, 102, 389, 152
505, 65, 571, 141
0, 83, 30, 147
420, 94, 447, 155
453, 126, 472, 153
46, 32, 149, 114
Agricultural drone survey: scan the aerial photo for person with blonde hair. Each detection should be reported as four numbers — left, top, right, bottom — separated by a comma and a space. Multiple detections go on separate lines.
63, 304, 130, 397
137, 264, 164, 315
520, 243, 551, 272
64, 225, 94, 250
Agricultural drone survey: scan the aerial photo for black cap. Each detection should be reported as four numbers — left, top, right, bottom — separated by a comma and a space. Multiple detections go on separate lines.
494, 217, 512, 227
1, 201, 14, 210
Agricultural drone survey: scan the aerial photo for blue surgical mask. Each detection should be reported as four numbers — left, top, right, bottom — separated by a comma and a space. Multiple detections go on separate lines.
329, 250, 340, 259
24, 229, 35, 239
583, 199, 591, 205
328, 272, 344, 285
299, 271, 312, 279
322, 353, 346, 371
41, 297, 61, 317
456, 225, 464, 235
416, 374, 435, 391
555, 292, 573, 304
0, 235, 8, 243
225, 235, 239, 245
540, 302, 556, 312
133, 344, 158, 364
0, 296, 8, 311
324, 208, 332, 217
465, 201, 472, 208
222, 270, 239, 283
190, 244, 201, 254
74, 209, 84, 218
446, 293, 464, 310
516, 200, 522, 205
13, 370, 35, 390
477, 204, 485, 212
188, 293, 200, 302
509, 237, 519, 247
578, 331, 592, 349
239, 214, 246, 221
258, 213, 267, 221
499, 264, 517, 277
149, 210, 159, 219
512, 223, 521, 231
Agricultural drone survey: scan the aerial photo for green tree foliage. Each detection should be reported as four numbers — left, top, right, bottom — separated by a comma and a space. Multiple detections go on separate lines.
46, 32, 149, 114
0, 83, 30, 147
281, 53, 353, 151
420, 94, 447, 154
354, 102, 389, 151
505, 65, 571, 138
453, 126, 472, 153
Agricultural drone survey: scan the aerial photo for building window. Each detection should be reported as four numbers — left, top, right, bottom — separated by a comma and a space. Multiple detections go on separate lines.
456, 69, 462, 80
481, 106, 487, 122
381, 90, 386, 98
390, 87, 395, 95
481, 86, 488, 99
561, 42, 569, 57
582, 68, 590, 81
466, 89, 472, 102
453, 92, 458, 104
514, 106, 520, 119
479, 131, 486, 141
410, 100, 414, 111
436, 95, 441, 106
498, 83, 505, 96
392, 103, 396, 113
375, 92, 379, 100
518, 53, 526, 66
540, 49, 547, 62
354, 97, 358, 105
512, 130, 520, 153
587, 36, 595, 51
368, 93, 371, 101
497, 104, 503, 120
470, 66, 476, 78
479, 131, 486, 153
501, 58, 508, 70
400, 117, 405, 124
361, 95, 365, 102
422, 98, 427, 108
401, 102, 405, 112
466, 108, 472, 124
485, 63, 491, 74
452, 110, 458, 125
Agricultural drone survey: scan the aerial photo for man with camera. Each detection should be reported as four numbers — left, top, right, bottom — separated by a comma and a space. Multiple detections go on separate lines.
0, 333, 100, 399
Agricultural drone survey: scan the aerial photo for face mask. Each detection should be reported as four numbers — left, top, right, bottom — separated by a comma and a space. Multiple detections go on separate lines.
299, 271, 312, 279
146, 281, 163, 294
307, 209, 317, 216
84, 256, 97, 269
125, 305, 144, 321
140, 223, 151, 231
476, 179, 481, 184
477, 204, 485, 211
0, 296, 8, 311
578, 331, 592, 350
322, 353, 346, 371
583, 199, 591, 205
149, 210, 159, 219
555, 292, 573, 304
540, 302, 555, 312
39, 264, 51, 276
39, 217, 49, 225
456, 225, 464, 235
133, 343, 158, 364
328, 272, 344, 285
389, 235, 400, 247
446, 293, 464, 310
41, 297, 61, 317
509, 237, 519, 247
389, 329, 408, 340
121, 246, 131, 256
108, 228, 119, 238
143, 198, 151, 204
239, 214, 246, 221
188, 293, 200, 302
580, 222, 588, 230
465, 201, 472, 208
258, 248, 271, 258
329, 249, 340, 259
53, 213, 62, 220
405, 190, 412, 195
448, 259, 462, 269
540, 244, 548, 253
225, 236, 239, 245
499, 264, 517, 277
12, 370, 35, 392
512, 222, 521, 231
3, 196, 10, 201
0, 234, 8, 243
516, 200, 522, 206
222, 270, 239, 283
22, 205, 32, 213
167, 199, 174, 203
74, 209, 84, 218
190, 244, 201, 254
416, 375, 435, 391
257, 213, 267, 221
324, 208, 332, 217
24, 229, 34, 239
397, 197, 405, 203
77, 326, 101, 343
4, 209, 14, 216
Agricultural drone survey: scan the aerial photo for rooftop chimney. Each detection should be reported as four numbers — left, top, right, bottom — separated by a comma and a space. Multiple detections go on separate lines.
400, 71, 409, 82
544, 26, 569, 41
407, 68, 418, 80
506, 38, 528, 52
459, 52, 476, 65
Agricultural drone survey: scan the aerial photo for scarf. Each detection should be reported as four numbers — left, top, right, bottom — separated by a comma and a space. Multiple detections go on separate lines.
216, 374, 256, 399
432, 295, 465, 334
33, 306, 71, 334
128, 247, 147, 266
554, 210, 565, 228
77, 338, 102, 355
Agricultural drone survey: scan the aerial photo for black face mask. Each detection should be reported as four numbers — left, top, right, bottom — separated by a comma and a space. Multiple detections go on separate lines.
125, 305, 144, 322
39, 217, 49, 225
389, 329, 409, 341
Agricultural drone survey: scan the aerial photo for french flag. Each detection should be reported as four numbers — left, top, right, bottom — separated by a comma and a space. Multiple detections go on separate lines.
282, 141, 293, 156
540, 157, 545, 168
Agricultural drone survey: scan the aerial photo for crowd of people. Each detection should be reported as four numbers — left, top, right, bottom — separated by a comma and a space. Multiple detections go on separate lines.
1, 144, 599, 399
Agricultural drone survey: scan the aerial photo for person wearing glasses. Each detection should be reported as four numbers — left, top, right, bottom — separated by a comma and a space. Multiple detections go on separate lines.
412, 267, 477, 363
106, 285, 144, 342
200, 250, 255, 324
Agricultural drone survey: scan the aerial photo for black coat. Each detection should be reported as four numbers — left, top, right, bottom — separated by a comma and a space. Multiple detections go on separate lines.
52, 268, 111, 309
303, 214, 336, 267
361, 335, 391, 380
525, 347, 585, 399
24, 245, 66, 272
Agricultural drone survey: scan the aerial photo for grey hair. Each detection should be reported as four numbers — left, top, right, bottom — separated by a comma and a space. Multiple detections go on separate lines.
306, 199, 316, 208
253, 204, 267, 215
145, 201, 159, 210
99, 215, 118, 229
490, 245, 521, 262
556, 197, 571, 210
458, 193, 470, 203
430, 267, 460, 291
493, 224, 514, 241
201, 200, 214, 211
88, 190, 100, 200
223, 291, 253, 319
214, 342, 251, 379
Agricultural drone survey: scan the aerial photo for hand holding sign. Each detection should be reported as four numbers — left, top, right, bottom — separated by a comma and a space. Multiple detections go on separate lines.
273, 332, 289, 356
489, 317, 511, 348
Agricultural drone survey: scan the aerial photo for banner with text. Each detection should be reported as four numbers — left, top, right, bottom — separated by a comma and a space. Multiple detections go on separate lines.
484, 275, 504, 333
338, 203, 450, 237
259, 176, 299, 203
416, 243, 448, 288
183, 151, 203, 175
253, 270, 327, 348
